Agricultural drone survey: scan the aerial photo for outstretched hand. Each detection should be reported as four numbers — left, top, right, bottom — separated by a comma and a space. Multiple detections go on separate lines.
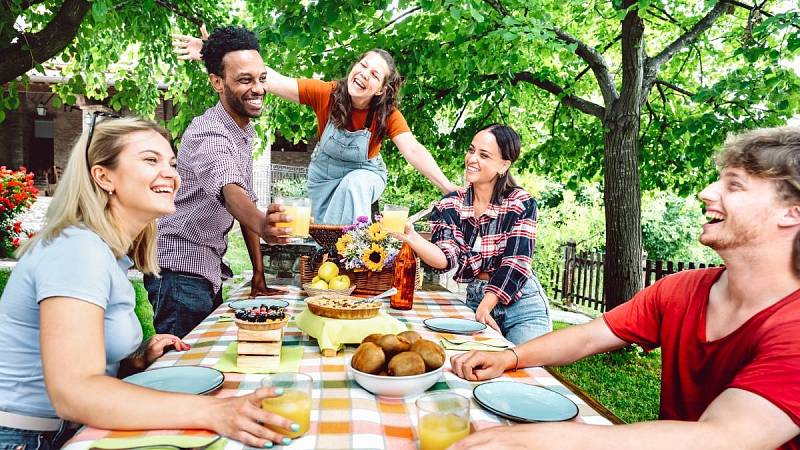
208, 386, 297, 448
172, 24, 208, 61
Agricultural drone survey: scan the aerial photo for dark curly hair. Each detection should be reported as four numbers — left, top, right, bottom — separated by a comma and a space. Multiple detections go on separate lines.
201, 26, 260, 76
329, 49, 403, 144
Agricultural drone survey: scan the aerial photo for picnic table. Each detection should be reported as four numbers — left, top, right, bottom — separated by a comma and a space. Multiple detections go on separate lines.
63, 283, 613, 450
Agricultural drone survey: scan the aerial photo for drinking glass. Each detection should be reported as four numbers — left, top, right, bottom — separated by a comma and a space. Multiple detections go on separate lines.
381, 204, 409, 234
275, 196, 311, 242
260, 373, 313, 439
416, 392, 470, 450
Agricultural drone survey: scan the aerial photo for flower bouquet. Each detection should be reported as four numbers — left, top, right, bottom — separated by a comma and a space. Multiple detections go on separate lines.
335, 215, 402, 272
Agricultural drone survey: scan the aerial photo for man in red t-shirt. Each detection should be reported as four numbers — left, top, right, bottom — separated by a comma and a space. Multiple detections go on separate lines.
450, 127, 800, 450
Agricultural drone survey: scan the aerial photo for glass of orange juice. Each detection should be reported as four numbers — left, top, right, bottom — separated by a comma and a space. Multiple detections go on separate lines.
260, 373, 313, 439
275, 197, 311, 243
416, 392, 470, 450
381, 204, 409, 234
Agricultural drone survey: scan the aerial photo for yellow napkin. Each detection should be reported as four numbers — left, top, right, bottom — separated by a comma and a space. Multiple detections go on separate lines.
296, 308, 407, 353
213, 342, 304, 374
440, 338, 510, 352
88, 435, 225, 449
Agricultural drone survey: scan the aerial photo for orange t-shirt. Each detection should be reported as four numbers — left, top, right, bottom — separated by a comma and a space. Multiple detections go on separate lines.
297, 78, 411, 159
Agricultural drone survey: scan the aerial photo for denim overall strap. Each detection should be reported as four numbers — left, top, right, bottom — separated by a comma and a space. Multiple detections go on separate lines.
307, 111, 388, 224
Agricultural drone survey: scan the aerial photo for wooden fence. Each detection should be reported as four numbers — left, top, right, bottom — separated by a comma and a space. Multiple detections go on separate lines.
548, 240, 719, 312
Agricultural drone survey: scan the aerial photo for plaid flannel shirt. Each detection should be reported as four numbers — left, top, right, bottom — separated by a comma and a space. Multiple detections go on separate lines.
430, 186, 538, 305
156, 102, 258, 293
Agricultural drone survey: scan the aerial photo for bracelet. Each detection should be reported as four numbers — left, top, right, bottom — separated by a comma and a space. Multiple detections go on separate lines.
506, 348, 519, 372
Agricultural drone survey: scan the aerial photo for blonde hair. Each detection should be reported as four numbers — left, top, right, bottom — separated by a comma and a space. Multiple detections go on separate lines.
18, 117, 171, 274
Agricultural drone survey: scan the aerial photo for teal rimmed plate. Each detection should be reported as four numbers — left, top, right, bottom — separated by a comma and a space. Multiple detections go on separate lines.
227, 298, 290, 310
423, 317, 486, 334
473, 381, 578, 422
123, 366, 224, 395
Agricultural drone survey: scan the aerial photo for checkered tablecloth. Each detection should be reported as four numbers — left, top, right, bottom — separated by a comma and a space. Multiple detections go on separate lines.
64, 284, 611, 450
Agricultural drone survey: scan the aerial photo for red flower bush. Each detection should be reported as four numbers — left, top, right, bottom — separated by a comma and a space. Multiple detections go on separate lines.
0, 167, 38, 257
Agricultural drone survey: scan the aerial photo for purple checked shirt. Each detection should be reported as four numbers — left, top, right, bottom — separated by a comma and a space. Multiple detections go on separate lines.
156, 102, 258, 293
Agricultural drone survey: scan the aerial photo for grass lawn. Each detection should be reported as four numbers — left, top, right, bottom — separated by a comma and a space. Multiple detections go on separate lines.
549, 321, 661, 423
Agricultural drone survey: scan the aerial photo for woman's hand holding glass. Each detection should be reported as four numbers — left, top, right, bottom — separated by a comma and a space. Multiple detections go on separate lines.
206, 386, 296, 448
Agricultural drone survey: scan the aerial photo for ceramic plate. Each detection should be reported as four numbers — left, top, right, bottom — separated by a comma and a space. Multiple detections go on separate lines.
123, 366, 224, 395
423, 317, 486, 334
228, 298, 290, 310
473, 381, 578, 422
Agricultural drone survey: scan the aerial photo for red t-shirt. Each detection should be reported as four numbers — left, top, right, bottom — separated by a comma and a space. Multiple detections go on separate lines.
297, 78, 410, 159
604, 268, 800, 449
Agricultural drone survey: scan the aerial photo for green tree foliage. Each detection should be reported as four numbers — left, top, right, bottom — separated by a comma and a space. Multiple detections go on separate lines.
2, 1, 798, 302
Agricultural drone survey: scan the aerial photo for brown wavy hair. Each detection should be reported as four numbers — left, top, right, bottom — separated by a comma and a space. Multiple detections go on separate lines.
329, 49, 403, 143
716, 127, 800, 274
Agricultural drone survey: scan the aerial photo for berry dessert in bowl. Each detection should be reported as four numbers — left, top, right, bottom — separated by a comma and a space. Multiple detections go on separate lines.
234, 304, 290, 331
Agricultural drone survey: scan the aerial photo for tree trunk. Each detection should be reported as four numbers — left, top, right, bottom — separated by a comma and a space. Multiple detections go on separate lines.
602, 111, 643, 311
602, 3, 644, 311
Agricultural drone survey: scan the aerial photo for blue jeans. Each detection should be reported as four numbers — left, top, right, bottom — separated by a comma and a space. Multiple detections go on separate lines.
0, 422, 75, 450
144, 270, 222, 339
466, 275, 552, 345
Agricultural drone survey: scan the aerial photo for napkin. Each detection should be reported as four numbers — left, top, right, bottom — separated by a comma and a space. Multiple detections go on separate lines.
88, 435, 225, 450
440, 338, 510, 352
213, 342, 303, 374
296, 308, 407, 354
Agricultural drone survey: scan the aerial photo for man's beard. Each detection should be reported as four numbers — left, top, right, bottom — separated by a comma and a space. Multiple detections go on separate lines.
224, 86, 261, 119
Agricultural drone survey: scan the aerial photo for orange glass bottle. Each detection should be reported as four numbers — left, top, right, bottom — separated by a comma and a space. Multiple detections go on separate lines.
391, 243, 416, 310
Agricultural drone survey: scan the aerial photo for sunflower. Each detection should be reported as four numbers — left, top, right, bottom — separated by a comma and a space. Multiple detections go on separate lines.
336, 234, 353, 254
361, 243, 387, 271
367, 223, 387, 241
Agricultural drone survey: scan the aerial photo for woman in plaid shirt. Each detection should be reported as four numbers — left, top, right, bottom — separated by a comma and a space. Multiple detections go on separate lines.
396, 125, 551, 344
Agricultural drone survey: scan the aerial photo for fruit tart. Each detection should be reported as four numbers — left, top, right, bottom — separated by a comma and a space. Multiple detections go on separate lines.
234, 304, 289, 330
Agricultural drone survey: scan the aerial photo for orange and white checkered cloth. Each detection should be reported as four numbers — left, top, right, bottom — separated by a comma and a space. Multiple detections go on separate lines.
63, 284, 611, 450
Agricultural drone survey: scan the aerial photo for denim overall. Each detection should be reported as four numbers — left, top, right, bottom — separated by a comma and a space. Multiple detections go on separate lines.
307, 111, 388, 225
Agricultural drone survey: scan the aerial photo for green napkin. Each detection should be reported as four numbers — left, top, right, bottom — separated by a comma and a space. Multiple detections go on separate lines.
295, 308, 407, 353
213, 342, 304, 374
88, 435, 225, 450
440, 338, 509, 352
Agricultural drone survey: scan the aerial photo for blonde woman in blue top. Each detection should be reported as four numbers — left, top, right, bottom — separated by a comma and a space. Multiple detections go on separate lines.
0, 117, 296, 449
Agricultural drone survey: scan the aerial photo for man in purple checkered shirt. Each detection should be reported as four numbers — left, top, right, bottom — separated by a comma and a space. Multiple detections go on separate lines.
145, 26, 290, 338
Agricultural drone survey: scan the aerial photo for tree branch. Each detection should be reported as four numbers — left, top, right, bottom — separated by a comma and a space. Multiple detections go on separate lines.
371, 6, 421, 35
654, 79, 694, 97
507, 71, 605, 118
721, 0, 800, 31
550, 27, 618, 107
0, 0, 91, 84
153, 0, 203, 26
644, 2, 728, 89
481, 0, 509, 16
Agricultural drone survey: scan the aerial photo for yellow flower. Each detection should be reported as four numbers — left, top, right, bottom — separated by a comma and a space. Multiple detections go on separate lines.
367, 223, 387, 241
336, 234, 353, 254
361, 243, 387, 272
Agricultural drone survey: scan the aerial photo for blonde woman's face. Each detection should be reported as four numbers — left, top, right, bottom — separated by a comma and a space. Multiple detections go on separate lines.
105, 130, 180, 223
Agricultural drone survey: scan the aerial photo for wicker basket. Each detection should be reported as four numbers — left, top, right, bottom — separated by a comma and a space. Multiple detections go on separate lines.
302, 282, 357, 297
300, 255, 422, 296
309, 224, 345, 250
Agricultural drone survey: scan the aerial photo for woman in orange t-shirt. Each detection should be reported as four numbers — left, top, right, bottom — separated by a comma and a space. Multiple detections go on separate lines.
175, 31, 457, 224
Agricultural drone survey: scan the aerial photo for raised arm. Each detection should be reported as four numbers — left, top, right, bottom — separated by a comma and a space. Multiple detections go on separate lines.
450, 387, 799, 450
392, 132, 459, 194
172, 32, 299, 102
